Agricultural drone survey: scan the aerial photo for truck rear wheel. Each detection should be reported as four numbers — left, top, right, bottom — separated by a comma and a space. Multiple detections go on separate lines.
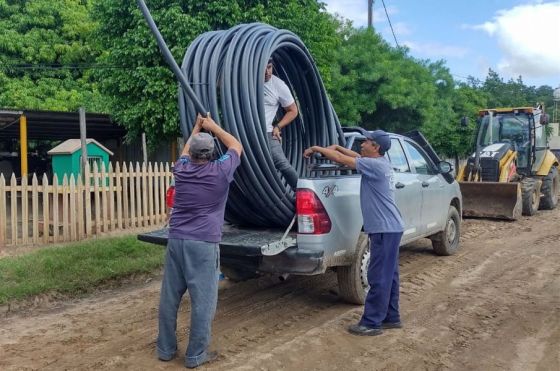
521, 178, 542, 216
430, 206, 460, 256
539, 167, 559, 210
337, 233, 369, 305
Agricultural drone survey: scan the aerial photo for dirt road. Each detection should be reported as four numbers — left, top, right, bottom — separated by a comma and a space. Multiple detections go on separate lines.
1, 209, 559, 370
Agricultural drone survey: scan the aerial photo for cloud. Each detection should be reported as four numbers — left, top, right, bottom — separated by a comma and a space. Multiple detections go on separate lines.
472, 1, 560, 78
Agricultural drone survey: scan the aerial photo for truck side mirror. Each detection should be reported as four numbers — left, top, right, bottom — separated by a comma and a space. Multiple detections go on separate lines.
460, 116, 469, 127
437, 161, 453, 174
540, 113, 549, 125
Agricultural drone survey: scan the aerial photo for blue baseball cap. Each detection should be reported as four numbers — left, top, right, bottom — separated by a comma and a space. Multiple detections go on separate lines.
357, 128, 391, 153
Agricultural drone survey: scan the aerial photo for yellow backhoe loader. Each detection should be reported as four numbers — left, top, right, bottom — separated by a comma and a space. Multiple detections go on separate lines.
456, 106, 559, 220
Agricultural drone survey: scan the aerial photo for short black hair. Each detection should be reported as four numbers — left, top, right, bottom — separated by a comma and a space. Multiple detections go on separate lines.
267, 58, 273, 65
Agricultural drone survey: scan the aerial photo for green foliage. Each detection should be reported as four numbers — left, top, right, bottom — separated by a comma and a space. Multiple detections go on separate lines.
0, 236, 164, 304
0, 0, 107, 112
92, 0, 341, 147
328, 28, 438, 134
481, 69, 555, 110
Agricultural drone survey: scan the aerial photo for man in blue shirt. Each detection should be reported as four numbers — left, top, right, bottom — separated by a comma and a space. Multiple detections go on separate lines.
158, 115, 242, 367
304, 129, 404, 336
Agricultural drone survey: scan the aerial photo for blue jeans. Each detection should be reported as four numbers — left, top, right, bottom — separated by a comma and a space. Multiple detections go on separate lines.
360, 232, 403, 328
268, 133, 299, 189
157, 238, 219, 367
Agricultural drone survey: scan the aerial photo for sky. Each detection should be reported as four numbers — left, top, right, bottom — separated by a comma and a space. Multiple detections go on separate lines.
321, 0, 560, 89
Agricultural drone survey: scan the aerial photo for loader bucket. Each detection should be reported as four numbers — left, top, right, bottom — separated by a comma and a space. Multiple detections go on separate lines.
459, 181, 522, 220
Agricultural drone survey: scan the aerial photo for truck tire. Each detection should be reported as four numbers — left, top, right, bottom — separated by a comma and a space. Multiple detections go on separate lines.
337, 233, 369, 305
430, 206, 461, 256
539, 167, 559, 210
521, 178, 542, 216
220, 266, 258, 282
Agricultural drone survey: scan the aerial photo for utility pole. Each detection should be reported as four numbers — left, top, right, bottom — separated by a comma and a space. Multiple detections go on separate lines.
79, 107, 88, 176
368, 0, 375, 29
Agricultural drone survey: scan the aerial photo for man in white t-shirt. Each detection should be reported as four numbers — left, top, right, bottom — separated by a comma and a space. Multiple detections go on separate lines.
263, 58, 299, 189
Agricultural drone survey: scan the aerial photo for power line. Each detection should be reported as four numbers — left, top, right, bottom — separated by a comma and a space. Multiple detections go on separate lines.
0, 63, 141, 71
381, 0, 400, 48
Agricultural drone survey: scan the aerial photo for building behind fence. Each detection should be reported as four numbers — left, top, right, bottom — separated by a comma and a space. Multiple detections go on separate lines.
0, 162, 172, 248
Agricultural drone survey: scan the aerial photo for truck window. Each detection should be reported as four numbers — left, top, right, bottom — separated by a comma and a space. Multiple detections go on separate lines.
403, 141, 434, 175
386, 139, 410, 173
350, 138, 362, 154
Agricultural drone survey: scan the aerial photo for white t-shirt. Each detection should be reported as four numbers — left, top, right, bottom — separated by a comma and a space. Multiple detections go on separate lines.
263, 75, 295, 132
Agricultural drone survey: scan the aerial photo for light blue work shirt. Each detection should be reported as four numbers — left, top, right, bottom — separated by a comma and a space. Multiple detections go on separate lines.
356, 156, 404, 234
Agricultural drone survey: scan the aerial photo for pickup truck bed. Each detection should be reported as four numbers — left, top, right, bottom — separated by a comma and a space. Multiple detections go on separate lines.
138, 225, 324, 275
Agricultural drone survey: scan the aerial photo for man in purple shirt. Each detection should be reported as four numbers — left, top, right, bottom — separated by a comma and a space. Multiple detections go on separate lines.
157, 115, 243, 368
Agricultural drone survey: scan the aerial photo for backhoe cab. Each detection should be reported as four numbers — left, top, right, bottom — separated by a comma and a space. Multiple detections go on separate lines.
456, 106, 559, 220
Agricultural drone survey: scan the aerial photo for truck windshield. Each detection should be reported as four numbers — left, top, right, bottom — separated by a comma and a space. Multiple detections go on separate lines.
479, 113, 530, 168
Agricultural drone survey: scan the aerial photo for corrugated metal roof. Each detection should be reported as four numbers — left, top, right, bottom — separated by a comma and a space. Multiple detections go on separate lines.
0, 109, 126, 140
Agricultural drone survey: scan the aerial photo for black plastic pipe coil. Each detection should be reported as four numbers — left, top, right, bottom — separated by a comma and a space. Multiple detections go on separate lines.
138, 1, 343, 227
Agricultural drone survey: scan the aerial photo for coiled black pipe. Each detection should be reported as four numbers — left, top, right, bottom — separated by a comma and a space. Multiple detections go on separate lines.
138, 1, 344, 227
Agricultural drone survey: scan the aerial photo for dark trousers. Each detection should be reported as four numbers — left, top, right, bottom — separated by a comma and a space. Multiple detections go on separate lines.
267, 133, 299, 189
360, 232, 403, 328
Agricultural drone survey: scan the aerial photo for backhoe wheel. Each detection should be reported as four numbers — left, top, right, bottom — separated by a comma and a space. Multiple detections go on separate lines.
521, 178, 542, 216
430, 206, 461, 256
539, 166, 559, 210
337, 233, 369, 305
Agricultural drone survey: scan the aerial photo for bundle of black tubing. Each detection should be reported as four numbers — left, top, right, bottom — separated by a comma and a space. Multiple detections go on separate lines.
138, 1, 344, 227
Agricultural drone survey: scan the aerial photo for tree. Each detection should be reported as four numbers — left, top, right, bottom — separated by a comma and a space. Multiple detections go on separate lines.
328, 28, 446, 133
92, 0, 341, 147
0, 0, 106, 112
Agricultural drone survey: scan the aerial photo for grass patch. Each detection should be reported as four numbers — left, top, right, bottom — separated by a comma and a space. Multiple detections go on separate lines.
0, 236, 165, 305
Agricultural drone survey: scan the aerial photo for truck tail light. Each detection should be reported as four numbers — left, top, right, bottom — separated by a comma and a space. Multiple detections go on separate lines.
166, 186, 175, 209
296, 188, 331, 234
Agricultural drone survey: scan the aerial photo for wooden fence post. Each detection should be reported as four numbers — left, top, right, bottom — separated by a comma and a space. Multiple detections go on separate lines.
0, 175, 6, 248
84, 163, 92, 237
69, 174, 77, 241
108, 162, 115, 231
153, 162, 160, 225
52, 174, 59, 243
10, 174, 17, 245
142, 162, 148, 227
128, 162, 135, 228
116, 162, 123, 229
76, 174, 84, 240
148, 162, 154, 226
62, 174, 69, 242
135, 162, 142, 228
21, 175, 28, 245
32, 174, 39, 245
93, 162, 101, 235
101, 162, 108, 233
42, 174, 50, 244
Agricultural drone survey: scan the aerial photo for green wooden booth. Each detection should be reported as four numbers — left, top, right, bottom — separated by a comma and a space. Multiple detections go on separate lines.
48, 139, 113, 185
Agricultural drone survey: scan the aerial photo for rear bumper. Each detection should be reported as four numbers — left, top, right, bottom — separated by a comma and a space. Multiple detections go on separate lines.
137, 228, 325, 275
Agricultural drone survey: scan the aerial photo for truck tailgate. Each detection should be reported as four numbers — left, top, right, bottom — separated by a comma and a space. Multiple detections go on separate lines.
138, 225, 296, 256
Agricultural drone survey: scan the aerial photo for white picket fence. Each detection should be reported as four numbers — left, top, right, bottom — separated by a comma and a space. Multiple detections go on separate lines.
0, 162, 172, 248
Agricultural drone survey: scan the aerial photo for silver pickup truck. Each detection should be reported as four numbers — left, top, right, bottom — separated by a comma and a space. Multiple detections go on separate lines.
138, 129, 462, 304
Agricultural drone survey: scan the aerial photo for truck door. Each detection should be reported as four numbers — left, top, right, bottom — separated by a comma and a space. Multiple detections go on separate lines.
386, 139, 423, 242
402, 140, 445, 235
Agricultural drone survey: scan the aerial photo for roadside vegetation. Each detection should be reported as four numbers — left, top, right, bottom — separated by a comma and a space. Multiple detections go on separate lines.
0, 236, 164, 305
